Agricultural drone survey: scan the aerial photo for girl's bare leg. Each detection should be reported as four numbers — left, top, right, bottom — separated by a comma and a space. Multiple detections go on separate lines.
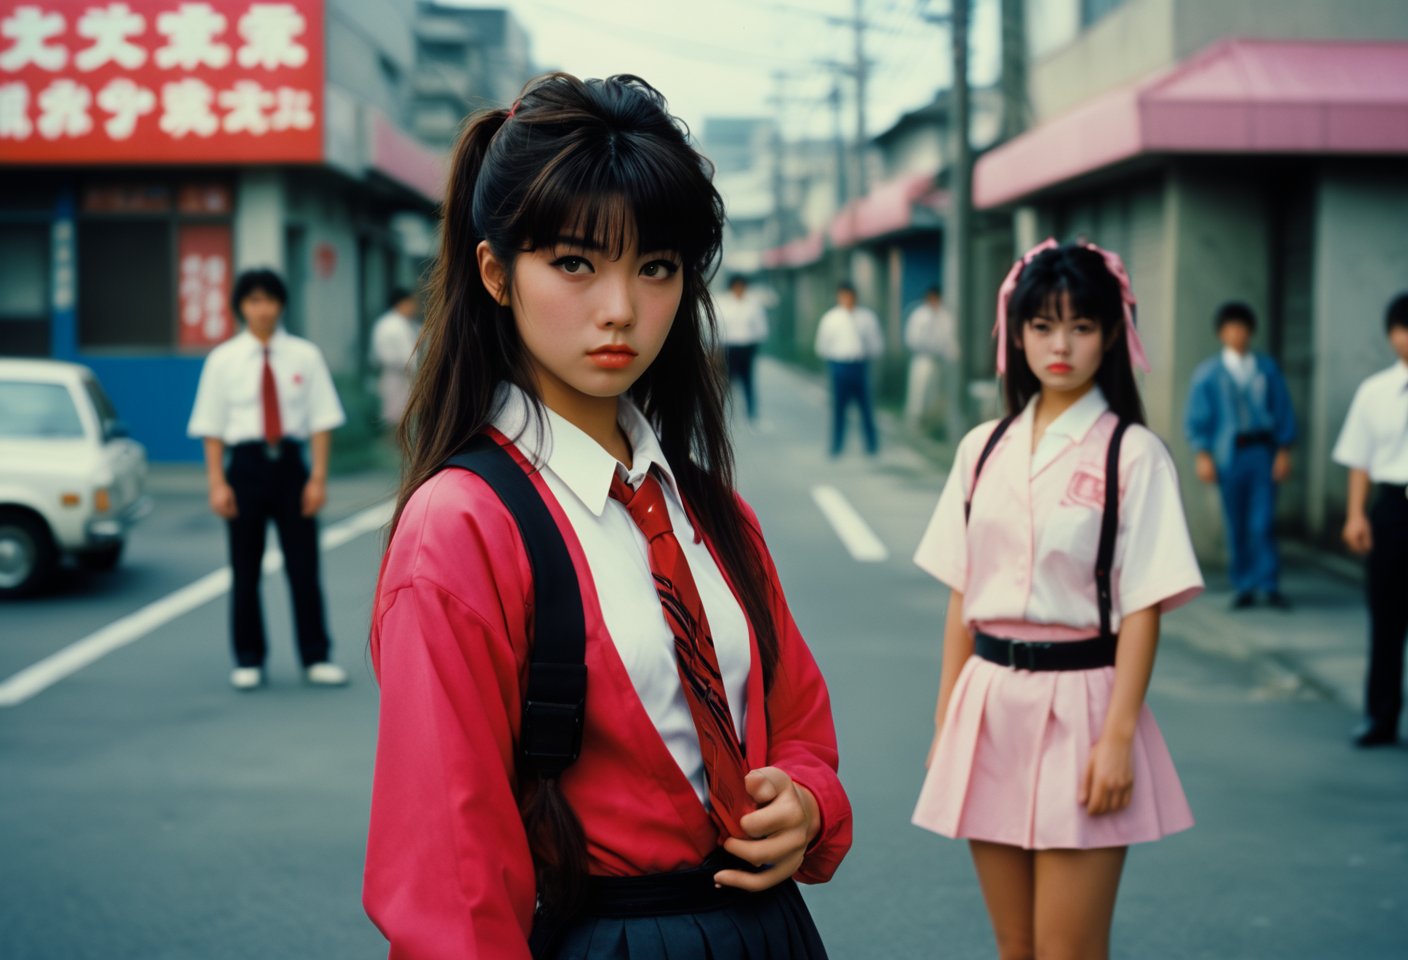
970, 840, 1037, 960
1032, 846, 1127, 960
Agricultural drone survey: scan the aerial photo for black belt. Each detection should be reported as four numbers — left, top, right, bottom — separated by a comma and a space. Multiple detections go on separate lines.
582, 851, 757, 918
229, 438, 305, 460
1234, 431, 1275, 449
975, 632, 1117, 672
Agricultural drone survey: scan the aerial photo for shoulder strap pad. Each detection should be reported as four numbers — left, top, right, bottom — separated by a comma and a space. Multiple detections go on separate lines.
442, 435, 586, 780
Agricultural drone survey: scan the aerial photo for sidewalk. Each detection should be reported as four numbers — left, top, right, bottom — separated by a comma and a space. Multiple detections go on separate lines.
759, 356, 1371, 714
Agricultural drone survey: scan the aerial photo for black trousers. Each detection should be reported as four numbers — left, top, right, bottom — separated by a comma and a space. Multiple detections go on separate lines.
225, 441, 331, 669
723, 343, 759, 420
1365, 485, 1408, 731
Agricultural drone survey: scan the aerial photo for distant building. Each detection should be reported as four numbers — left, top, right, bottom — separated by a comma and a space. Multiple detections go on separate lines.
411, 2, 535, 151
0, 0, 466, 460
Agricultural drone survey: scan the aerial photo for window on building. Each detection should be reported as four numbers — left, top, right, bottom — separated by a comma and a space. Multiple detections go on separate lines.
0, 223, 52, 357
76, 179, 233, 352
1082, 0, 1130, 26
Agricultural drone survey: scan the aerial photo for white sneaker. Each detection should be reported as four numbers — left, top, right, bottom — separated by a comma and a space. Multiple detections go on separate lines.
230, 667, 264, 691
304, 662, 349, 687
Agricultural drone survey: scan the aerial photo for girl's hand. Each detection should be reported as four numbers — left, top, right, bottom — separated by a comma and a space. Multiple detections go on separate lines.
1194, 452, 1217, 484
715, 767, 819, 892
1080, 734, 1134, 816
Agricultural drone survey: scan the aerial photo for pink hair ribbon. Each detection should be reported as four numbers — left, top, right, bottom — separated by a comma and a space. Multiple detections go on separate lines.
993, 237, 1057, 375
991, 238, 1151, 375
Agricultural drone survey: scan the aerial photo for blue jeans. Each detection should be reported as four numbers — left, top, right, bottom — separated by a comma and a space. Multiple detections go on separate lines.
827, 360, 878, 456
1218, 445, 1279, 593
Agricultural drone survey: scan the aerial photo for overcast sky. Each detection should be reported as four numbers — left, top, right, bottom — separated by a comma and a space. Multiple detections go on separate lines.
447, 0, 1000, 144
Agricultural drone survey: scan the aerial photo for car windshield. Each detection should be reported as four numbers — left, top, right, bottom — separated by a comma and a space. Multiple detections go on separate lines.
0, 381, 86, 439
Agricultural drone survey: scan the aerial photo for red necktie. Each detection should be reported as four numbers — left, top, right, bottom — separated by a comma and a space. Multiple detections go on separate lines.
609, 471, 751, 839
261, 348, 283, 446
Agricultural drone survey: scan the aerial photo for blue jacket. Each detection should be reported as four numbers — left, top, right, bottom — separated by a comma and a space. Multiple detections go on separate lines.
1184, 353, 1297, 473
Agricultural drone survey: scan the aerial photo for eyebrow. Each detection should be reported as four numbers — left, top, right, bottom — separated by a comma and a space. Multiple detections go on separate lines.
550, 235, 606, 251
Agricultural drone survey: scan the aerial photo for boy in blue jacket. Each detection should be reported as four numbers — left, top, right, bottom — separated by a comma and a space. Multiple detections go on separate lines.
1185, 302, 1297, 609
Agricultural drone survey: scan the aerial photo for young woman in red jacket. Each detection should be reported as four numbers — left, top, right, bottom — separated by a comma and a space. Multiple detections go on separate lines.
363, 73, 851, 959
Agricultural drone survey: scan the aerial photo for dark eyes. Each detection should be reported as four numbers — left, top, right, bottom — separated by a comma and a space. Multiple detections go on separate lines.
547, 256, 680, 279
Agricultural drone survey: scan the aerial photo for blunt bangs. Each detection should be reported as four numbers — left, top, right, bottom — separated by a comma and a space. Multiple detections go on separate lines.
512, 132, 720, 271
1008, 247, 1123, 337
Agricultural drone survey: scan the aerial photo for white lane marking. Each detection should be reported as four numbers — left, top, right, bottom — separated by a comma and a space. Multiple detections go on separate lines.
811, 485, 889, 563
0, 500, 395, 709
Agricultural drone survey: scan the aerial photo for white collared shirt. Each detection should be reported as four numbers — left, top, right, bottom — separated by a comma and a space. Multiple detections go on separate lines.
815, 305, 884, 361
1332, 361, 1408, 483
1030, 385, 1108, 476
492, 385, 750, 802
904, 303, 957, 359
187, 328, 345, 444
1221, 347, 1258, 388
715, 293, 768, 346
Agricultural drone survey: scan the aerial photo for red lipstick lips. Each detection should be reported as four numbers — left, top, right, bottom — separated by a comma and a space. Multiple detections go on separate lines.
588, 345, 637, 369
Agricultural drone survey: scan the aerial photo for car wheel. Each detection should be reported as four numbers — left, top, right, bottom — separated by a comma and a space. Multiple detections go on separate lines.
78, 541, 124, 571
0, 511, 57, 598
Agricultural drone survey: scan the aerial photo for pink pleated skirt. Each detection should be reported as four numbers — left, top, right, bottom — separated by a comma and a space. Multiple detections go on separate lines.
913, 655, 1193, 850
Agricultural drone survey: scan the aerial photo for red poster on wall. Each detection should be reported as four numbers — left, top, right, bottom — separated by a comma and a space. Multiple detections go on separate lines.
177, 223, 233, 348
0, 0, 324, 165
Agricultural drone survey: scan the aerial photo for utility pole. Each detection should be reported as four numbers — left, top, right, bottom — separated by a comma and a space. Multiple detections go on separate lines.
766, 71, 789, 251
944, 0, 973, 426
850, 0, 868, 198
829, 81, 847, 209
1000, 0, 1028, 140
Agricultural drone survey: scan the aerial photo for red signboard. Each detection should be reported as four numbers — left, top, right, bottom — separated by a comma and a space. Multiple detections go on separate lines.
0, 0, 324, 164
177, 222, 233, 347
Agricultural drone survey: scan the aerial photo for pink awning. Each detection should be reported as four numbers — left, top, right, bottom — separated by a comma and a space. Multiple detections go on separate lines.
369, 111, 448, 203
761, 230, 826, 269
829, 170, 948, 246
975, 39, 1408, 209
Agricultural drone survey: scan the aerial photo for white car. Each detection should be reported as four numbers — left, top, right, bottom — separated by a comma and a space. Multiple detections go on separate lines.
0, 358, 152, 597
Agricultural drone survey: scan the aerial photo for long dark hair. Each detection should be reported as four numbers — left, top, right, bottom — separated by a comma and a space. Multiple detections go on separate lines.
386, 72, 781, 917
1001, 243, 1146, 425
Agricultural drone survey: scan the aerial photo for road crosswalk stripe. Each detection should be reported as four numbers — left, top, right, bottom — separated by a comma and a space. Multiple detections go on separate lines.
811, 485, 889, 563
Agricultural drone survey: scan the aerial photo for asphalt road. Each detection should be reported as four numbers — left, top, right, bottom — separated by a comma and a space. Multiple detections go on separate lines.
2, 360, 1405, 959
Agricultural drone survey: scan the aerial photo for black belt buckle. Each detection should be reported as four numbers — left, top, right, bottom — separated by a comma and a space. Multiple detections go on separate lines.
1009, 640, 1050, 671
264, 442, 282, 460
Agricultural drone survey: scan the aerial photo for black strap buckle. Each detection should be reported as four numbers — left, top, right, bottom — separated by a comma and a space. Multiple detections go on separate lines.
520, 662, 586, 778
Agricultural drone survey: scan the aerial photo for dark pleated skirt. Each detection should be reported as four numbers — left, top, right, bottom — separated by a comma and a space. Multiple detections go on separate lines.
531, 853, 829, 960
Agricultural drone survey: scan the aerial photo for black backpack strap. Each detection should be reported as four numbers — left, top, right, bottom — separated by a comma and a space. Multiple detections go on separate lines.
1095, 420, 1131, 642
965, 415, 1017, 523
442, 434, 586, 779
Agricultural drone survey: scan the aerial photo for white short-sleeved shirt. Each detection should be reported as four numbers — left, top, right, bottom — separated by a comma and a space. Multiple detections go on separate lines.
715, 293, 768, 347
1331, 361, 1408, 484
187, 328, 345, 444
914, 386, 1204, 640
814, 306, 883, 361
492, 385, 750, 803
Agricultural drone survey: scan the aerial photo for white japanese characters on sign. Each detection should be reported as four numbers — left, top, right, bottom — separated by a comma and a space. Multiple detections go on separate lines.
0, 1, 322, 163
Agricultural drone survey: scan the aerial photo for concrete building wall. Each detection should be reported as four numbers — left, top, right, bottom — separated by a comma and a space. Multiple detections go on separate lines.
1172, 0, 1408, 58
327, 0, 416, 118
1310, 168, 1408, 533
284, 175, 363, 375
234, 170, 286, 275
1027, 0, 1177, 122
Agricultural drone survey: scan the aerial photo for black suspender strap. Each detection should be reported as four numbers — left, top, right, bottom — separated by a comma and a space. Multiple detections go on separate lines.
965, 414, 1016, 523
1095, 420, 1130, 642
442, 435, 586, 779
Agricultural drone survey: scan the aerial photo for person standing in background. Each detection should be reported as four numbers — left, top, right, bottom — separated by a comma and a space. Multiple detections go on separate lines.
370, 287, 420, 430
1184, 302, 1297, 610
1332, 292, 1408, 748
903, 285, 959, 431
715, 274, 768, 422
815, 282, 884, 457
187, 268, 349, 691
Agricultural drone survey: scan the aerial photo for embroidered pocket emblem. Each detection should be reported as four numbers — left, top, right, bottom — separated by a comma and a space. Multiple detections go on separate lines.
1062, 467, 1104, 510
293, 373, 304, 385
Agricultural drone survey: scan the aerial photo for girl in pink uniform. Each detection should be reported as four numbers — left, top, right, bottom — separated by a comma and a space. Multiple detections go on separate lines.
913, 240, 1203, 958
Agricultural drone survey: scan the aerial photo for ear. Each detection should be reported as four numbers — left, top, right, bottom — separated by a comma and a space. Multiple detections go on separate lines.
476, 240, 510, 306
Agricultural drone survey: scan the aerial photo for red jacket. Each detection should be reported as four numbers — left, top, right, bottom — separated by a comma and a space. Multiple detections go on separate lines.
363, 437, 851, 959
